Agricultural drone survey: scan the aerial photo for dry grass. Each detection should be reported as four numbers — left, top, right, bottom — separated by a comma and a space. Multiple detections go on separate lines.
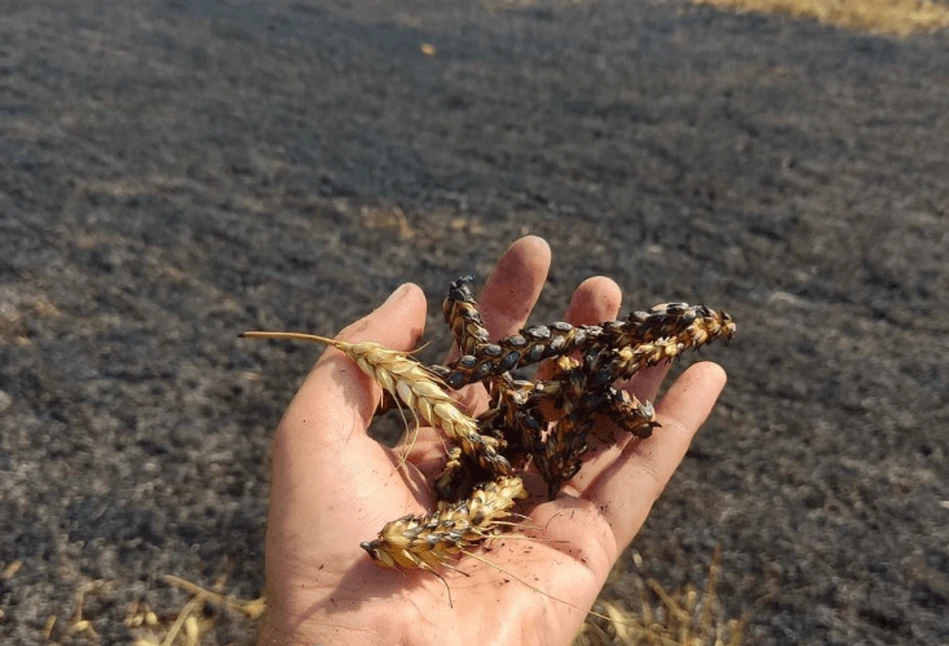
691, 0, 949, 36
575, 549, 745, 646
116, 549, 744, 645
0, 289, 60, 345
125, 576, 265, 646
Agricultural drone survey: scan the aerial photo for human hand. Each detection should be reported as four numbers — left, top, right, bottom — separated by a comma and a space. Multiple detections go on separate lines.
256, 236, 727, 646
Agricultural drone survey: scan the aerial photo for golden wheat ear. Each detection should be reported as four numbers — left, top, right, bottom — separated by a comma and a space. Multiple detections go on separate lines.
240, 330, 425, 454
240, 330, 511, 477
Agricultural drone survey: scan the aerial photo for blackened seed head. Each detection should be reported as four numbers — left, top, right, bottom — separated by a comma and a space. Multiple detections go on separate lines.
448, 276, 477, 305
459, 307, 479, 321
583, 391, 608, 409
428, 365, 450, 378
447, 372, 467, 390
469, 328, 491, 345
532, 380, 552, 394
582, 347, 601, 366
475, 361, 494, 380
505, 334, 527, 348
659, 304, 695, 321
590, 369, 613, 390
551, 321, 573, 332
481, 343, 503, 357
450, 275, 476, 291
498, 350, 521, 372
527, 344, 545, 362
459, 355, 478, 368
526, 325, 551, 340
568, 432, 587, 451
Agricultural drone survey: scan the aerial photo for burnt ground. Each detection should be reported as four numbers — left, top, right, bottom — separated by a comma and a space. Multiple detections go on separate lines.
2, 0, 948, 644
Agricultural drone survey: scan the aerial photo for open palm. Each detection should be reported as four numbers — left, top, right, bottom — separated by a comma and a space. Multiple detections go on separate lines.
256, 237, 727, 646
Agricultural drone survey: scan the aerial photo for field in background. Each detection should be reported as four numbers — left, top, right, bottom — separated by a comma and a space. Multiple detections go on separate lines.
4, 0, 949, 643
693, 0, 949, 35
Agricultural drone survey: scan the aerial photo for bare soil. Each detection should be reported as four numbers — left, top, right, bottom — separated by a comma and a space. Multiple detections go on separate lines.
2, 0, 948, 644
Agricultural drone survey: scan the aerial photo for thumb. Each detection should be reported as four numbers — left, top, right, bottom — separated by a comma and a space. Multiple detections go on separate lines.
263, 283, 430, 586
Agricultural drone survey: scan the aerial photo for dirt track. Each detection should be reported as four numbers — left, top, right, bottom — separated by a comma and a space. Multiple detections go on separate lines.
2, 0, 948, 644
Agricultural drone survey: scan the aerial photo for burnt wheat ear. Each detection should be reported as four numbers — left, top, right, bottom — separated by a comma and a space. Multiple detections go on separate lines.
606, 303, 736, 380
430, 278, 733, 499
435, 301, 734, 390
442, 275, 491, 355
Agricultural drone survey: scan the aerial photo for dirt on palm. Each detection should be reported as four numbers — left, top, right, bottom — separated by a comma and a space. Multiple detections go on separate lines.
1, 0, 948, 644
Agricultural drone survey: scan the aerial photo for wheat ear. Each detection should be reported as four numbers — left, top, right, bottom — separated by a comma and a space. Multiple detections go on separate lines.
442, 275, 491, 355
609, 306, 736, 379
360, 475, 527, 571
240, 331, 511, 475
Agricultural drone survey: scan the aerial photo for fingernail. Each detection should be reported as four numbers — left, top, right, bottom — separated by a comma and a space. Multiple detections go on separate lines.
383, 283, 408, 305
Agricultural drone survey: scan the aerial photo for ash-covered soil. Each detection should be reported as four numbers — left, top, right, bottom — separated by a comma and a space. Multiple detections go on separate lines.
1, 0, 948, 644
